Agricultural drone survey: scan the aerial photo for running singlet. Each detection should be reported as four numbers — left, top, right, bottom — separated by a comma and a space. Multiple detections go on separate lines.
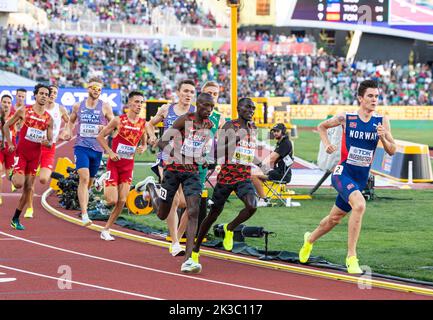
75, 99, 106, 152
165, 113, 213, 173
44, 103, 62, 143
158, 103, 195, 161
336, 112, 383, 185
0, 109, 16, 146
17, 106, 51, 152
112, 114, 146, 161
217, 119, 257, 185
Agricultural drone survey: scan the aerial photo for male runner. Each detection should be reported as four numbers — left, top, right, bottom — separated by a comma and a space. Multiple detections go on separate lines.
144, 79, 196, 256
25, 84, 71, 218
299, 80, 396, 274
96, 91, 147, 240
192, 98, 258, 269
157, 92, 214, 273
0, 95, 16, 205
68, 77, 114, 226
4, 84, 53, 230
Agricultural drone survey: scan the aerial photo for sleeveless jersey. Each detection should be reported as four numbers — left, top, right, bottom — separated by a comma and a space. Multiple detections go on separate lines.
45, 103, 62, 143
17, 106, 51, 152
217, 119, 257, 185
337, 112, 383, 185
0, 109, 17, 146
112, 114, 146, 161
165, 113, 213, 173
75, 99, 106, 152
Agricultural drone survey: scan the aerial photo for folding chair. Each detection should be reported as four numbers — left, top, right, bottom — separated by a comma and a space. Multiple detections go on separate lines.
262, 155, 294, 206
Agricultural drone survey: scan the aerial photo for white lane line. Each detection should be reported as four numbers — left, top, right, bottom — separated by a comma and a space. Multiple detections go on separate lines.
0, 231, 316, 300
0, 264, 161, 299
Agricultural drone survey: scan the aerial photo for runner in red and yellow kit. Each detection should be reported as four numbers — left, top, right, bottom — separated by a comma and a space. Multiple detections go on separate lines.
96, 91, 147, 241
3, 84, 53, 230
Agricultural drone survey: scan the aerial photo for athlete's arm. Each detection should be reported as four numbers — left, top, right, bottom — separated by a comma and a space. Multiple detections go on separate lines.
317, 113, 346, 154
157, 114, 185, 151
0, 108, 4, 148
147, 104, 169, 146
42, 117, 54, 147
137, 127, 148, 154
67, 102, 79, 133
215, 121, 234, 165
4, 108, 24, 152
97, 116, 120, 161
59, 105, 72, 141
378, 116, 396, 156
102, 102, 114, 123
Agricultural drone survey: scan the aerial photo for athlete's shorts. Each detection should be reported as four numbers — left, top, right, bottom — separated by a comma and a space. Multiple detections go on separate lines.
332, 173, 363, 213
74, 146, 103, 178
40, 143, 56, 170
160, 170, 202, 204
13, 150, 41, 176
105, 159, 134, 186
0, 148, 16, 170
211, 180, 256, 209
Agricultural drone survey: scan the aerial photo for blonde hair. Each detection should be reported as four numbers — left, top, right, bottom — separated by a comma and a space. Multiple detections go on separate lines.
201, 81, 219, 91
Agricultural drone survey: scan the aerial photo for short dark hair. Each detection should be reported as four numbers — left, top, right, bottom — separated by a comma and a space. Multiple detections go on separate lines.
1, 94, 12, 101
197, 92, 214, 103
128, 91, 144, 101
358, 80, 378, 97
238, 97, 254, 108
33, 83, 52, 96
16, 88, 27, 94
177, 79, 196, 91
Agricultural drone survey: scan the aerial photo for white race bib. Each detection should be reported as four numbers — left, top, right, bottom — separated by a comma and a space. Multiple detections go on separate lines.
25, 127, 45, 143
116, 143, 136, 160
346, 146, 373, 167
181, 132, 206, 157
80, 124, 99, 138
231, 140, 256, 166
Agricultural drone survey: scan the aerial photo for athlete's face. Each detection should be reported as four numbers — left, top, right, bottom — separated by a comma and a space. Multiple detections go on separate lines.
16, 91, 26, 106
88, 84, 102, 100
202, 85, 219, 105
35, 88, 50, 106
1, 97, 12, 113
238, 99, 256, 122
359, 88, 379, 111
196, 96, 214, 119
49, 86, 58, 103
128, 95, 144, 115
177, 84, 195, 106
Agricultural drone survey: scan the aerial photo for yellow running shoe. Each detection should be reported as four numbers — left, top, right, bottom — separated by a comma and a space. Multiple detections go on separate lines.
0, 195, 2, 205
346, 256, 363, 274
222, 224, 234, 251
24, 207, 34, 219
11, 183, 16, 192
192, 251, 200, 264
299, 232, 313, 263
36, 166, 40, 177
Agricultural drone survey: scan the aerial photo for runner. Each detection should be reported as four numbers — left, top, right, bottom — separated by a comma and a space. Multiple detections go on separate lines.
25, 84, 71, 218
3, 84, 53, 230
143, 79, 196, 256
157, 92, 215, 273
96, 91, 147, 240
67, 77, 114, 226
298, 80, 397, 274
192, 98, 258, 269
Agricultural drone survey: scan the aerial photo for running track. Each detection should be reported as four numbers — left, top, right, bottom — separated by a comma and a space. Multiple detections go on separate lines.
0, 139, 432, 300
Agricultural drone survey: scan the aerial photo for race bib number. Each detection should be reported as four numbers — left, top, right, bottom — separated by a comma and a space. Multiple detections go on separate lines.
333, 165, 344, 175
159, 187, 167, 200
181, 133, 206, 157
116, 143, 136, 160
25, 127, 45, 143
346, 146, 373, 167
231, 140, 256, 165
80, 124, 99, 138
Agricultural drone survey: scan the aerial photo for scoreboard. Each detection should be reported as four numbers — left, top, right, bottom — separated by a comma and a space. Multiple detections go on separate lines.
292, 0, 388, 24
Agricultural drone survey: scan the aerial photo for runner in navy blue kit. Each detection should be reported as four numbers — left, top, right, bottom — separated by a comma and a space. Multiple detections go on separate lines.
68, 77, 114, 226
299, 80, 397, 274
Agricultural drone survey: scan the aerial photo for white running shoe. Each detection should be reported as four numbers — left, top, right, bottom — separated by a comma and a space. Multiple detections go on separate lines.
94, 171, 110, 192
100, 230, 115, 241
135, 176, 157, 193
181, 258, 202, 274
257, 198, 270, 207
81, 213, 93, 226
170, 242, 186, 257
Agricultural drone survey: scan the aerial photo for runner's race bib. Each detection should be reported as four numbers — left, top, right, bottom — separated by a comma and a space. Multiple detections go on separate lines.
346, 146, 373, 167
231, 140, 256, 165
25, 127, 45, 143
80, 124, 99, 138
116, 143, 136, 160
181, 132, 206, 158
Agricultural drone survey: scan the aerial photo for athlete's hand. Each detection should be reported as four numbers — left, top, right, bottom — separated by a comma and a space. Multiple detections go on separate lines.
325, 144, 337, 154
41, 140, 52, 148
148, 136, 158, 147
137, 145, 147, 154
376, 123, 387, 139
8, 144, 15, 153
109, 151, 120, 161
60, 130, 72, 141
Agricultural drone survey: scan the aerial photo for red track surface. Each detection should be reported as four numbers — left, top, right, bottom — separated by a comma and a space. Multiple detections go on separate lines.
1, 139, 432, 300
390, 0, 433, 23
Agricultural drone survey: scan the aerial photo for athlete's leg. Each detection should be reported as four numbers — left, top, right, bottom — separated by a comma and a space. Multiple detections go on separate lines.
157, 170, 181, 221
308, 204, 348, 243
77, 168, 91, 215
104, 183, 130, 231
347, 190, 366, 258
104, 185, 118, 207
176, 186, 189, 241
227, 181, 258, 231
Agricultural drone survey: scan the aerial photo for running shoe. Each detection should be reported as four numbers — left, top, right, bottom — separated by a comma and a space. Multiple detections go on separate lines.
257, 198, 270, 207
81, 213, 93, 226
169, 242, 186, 257
24, 207, 33, 219
135, 176, 156, 193
0, 195, 2, 205
222, 223, 234, 251
299, 232, 313, 263
100, 230, 115, 241
94, 171, 110, 192
346, 256, 363, 274
11, 183, 16, 192
181, 258, 202, 274
11, 218, 25, 231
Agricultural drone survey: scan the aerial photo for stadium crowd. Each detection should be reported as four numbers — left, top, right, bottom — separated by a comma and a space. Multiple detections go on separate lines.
1, 26, 432, 106
29, 0, 217, 28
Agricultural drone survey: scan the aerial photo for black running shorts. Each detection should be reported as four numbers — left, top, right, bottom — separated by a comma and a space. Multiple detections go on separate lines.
160, 169, 202, 204
211, 180, 256, 209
